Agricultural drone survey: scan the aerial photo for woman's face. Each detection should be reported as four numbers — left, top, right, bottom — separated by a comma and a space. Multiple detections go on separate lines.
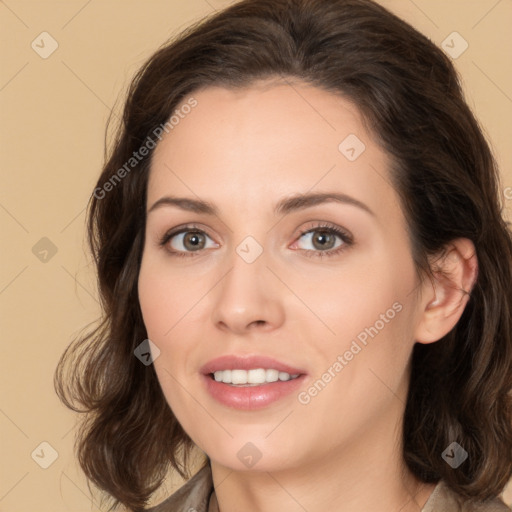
138, 80, 428, 473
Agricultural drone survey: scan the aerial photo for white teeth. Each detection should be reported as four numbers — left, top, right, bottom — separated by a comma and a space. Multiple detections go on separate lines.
212, 368, 300, 385
221, 369, 231, 383
231, 369, 247, 384
266, 369, 279, 382
247, 368, 266, 384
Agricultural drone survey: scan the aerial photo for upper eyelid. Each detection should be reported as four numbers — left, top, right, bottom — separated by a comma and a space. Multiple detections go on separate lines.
297, 222, 352, 239
161, 223, 214, 240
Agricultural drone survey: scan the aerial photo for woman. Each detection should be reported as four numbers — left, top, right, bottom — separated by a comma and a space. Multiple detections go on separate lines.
54, 0, 512, 511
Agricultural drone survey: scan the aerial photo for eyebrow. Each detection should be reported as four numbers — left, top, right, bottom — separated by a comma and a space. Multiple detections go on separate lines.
147, 192, 375, 217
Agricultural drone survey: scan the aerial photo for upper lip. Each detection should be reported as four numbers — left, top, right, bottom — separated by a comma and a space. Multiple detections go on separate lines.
200, 355, 307, 375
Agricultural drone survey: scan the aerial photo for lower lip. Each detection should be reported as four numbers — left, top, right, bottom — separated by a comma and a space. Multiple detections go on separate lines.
202, 374, 306, 410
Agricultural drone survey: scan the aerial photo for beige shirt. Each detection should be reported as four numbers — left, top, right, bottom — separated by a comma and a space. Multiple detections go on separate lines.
147, 465, 511, 512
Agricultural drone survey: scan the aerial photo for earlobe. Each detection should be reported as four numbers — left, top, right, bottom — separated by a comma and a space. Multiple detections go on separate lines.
414, 238, 478, 344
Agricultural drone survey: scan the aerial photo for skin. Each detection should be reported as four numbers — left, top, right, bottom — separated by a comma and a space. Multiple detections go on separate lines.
138, 79, 478, 512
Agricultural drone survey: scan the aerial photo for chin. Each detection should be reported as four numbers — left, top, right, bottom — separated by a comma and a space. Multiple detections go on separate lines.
201, 435, 302, 473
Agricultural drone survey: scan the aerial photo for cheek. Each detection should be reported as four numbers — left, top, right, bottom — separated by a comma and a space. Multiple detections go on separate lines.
298, 297, 413, 437
306, 252, 417, 396
308, 264, 404, 343
138, 255, 201, 339
137, 255, 210, 398
138, 269, 169, 339
138, 261, 196, 410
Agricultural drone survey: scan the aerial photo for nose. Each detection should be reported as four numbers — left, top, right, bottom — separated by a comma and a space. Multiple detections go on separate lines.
211, 246, 285, 335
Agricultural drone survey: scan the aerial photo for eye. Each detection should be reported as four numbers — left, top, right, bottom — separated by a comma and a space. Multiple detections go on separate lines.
292, 222, 353, 258
159, 224, 218, 257
158, 222, 353, 259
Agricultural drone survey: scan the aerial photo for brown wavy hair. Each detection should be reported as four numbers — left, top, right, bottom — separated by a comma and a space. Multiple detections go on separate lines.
54, 0, 512, 510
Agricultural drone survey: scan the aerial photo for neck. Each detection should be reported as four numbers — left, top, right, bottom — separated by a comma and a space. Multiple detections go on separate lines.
211, 451, 435, 512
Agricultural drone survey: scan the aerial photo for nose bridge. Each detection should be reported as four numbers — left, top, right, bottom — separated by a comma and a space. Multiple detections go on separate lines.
211, 236, 284, 332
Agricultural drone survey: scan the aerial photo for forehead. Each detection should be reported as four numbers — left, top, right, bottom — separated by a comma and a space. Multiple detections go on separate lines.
147, 80, 397, 221
152, 80, 368, 168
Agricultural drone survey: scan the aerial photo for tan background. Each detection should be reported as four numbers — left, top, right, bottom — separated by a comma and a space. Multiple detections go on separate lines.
1, 1, 511, 510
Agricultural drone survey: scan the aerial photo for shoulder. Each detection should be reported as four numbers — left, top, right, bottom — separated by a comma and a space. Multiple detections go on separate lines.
146, 465, 214, 512
422, 480, 510, 512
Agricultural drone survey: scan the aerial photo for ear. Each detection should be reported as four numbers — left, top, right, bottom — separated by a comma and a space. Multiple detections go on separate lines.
414, 238, 478, 344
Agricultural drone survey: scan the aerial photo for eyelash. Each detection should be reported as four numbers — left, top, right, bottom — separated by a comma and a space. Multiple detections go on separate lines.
158, 222, 354, 259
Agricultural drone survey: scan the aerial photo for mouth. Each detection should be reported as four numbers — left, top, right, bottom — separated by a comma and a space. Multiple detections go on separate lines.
200, 355, 307, 410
